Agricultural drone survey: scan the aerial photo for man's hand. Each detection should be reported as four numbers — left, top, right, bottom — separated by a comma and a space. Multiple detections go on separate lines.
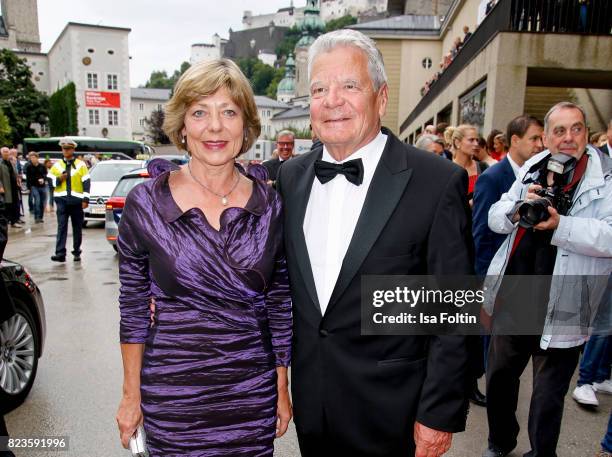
533, 206, 560, 231
0, 186, 4, 194
82, 200, 89, 209
59, 172, 67, 183
525, 183, 543, 201
414, 422, 452, 457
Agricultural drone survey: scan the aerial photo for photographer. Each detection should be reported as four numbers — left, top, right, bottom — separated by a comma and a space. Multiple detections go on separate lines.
481, 102, 612, 457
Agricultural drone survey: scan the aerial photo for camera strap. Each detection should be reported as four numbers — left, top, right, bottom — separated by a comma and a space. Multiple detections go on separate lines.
509, 151, 588, 260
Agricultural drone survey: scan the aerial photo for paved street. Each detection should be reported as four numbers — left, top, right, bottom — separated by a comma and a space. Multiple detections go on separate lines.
3, 212, 610, 457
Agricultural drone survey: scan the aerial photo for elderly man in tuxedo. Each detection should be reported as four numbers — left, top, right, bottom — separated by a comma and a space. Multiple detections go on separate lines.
277, 29, 473, 457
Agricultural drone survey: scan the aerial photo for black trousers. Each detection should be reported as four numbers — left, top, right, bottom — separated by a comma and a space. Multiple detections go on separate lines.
486, 335, 581, 457
54, 198, 84, 257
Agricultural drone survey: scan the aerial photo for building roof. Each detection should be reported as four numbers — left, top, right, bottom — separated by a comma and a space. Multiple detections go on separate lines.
255, 96, 290, 109
49, 22, 131, 54
273, 105, 310, 120
130, 88, 171, 101
350, 15, 440, 36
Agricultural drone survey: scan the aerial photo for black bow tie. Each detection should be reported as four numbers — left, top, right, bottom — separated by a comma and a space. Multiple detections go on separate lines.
314, 158, 364, 185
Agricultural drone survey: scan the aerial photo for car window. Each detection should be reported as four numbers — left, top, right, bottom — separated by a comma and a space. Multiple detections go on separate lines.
90, 163, 142, 181
112, 176, 147, 197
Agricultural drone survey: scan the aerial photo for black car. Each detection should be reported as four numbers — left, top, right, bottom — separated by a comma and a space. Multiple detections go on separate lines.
0, 260, 46, 413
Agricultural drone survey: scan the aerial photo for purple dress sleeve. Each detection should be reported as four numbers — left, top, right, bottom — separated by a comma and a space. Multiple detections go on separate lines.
117, 186, 152, 344
264, 193, 292, 367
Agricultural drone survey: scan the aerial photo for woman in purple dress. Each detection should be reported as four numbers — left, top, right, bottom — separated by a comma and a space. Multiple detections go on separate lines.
115, 59, 292, 456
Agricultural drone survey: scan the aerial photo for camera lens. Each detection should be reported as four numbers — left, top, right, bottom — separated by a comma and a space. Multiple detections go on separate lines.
518, 199, 551, 228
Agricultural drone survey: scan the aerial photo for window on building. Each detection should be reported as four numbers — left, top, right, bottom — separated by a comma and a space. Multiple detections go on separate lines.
139, 103, 144, 111
139, 118, 145, 127
88, 48, 95, 53
87, 73, 98, 89
267, 110, 271, 117
157, 104, 162, 111
108, 110, 119, 126
88, 109, 100, 125
107, 74, 118, 90
107, 49, 115, 55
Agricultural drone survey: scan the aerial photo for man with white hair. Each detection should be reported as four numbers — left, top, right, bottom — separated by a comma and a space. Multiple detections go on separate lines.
277, 29, 472, 457
483, 102, 612, 457
415, 134, 446, 156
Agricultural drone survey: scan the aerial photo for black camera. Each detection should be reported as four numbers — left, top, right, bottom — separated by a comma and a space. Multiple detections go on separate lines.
517, 153, 577, 229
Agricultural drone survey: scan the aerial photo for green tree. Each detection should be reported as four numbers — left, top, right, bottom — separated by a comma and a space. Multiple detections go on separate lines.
236, 58, 259, 80
275, 26, 301, 58
48, 82, 78, 136
0, 49, 48, 144
144, 61, 191, 90
325, 15, 357, 32
266, 67, 286, 99
0, 108, 12, 146
144, 108, 170, 145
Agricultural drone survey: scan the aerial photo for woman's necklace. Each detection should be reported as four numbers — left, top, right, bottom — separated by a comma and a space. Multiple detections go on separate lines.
188, 162, 240, 206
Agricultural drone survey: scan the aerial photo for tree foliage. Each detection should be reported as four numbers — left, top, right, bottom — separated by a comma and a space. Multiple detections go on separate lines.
144, 108, 170, 145
236, 58, 280, 96
49, 82, 78, 136
266, 67, 286, 99
0, 49, 48, 144
325, 15, 358, 32
0, 108, 12, 146
275, 25, 301, 58
144, 61, 191, 89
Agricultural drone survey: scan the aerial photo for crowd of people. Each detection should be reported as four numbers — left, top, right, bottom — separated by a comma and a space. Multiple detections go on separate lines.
1, 25, 610, 457
110, 29, 612, 457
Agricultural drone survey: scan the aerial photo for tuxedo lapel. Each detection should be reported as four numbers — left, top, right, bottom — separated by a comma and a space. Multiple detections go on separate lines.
287, 149, 322, 314
326, 132, 413, 313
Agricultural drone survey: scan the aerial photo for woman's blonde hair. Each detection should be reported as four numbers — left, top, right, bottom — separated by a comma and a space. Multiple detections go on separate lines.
163, 59, 261, 156
444, 124, 477, 151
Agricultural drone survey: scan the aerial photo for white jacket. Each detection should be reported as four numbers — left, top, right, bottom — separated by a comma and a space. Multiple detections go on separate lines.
484, 145, 612, 349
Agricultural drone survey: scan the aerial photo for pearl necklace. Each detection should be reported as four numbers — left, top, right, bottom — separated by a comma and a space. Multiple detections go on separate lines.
188, 162, 240, 206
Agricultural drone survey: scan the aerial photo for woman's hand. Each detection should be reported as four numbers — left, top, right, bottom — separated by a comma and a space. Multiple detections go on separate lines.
116, 394, 143, 448
276, 385, 292, 438
275, 366, 292, 438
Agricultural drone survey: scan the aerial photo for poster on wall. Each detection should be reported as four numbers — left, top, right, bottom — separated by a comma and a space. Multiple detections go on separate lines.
85, 91, 121, 108
459, 80, 486, 130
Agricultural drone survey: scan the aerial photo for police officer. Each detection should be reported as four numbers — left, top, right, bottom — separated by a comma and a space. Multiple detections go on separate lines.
49, 138, 90, 262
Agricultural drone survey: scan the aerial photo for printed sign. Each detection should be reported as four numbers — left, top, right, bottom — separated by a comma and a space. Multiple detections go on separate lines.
85, 91, 121, 108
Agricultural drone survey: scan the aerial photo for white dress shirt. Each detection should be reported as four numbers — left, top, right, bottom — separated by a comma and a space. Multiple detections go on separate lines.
506, 152, 521, 178
303, 131, 387, 314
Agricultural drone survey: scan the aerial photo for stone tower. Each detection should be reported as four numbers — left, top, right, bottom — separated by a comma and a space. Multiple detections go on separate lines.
0, 0, 41, 52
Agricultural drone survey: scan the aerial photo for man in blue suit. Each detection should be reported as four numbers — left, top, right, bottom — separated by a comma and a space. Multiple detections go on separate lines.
473, 115, 544, 276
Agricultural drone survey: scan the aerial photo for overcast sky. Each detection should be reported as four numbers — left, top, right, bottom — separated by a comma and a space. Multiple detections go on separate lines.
37, 0, 305, 87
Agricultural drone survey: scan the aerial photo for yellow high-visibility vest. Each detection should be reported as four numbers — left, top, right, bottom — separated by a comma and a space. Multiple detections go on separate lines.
49, 158, 90, 200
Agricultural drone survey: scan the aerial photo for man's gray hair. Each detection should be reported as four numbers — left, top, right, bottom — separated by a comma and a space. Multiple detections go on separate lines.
276, 129, 295, 140
308, 29, 388, 91
543, 101, 587, 132
415, 134, 439, 151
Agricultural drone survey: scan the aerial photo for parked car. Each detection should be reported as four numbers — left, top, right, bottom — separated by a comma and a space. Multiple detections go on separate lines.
105, 167, 150, 251
84, 160, 144, 227
144, 154, 189, 167
0, 259, 46, 412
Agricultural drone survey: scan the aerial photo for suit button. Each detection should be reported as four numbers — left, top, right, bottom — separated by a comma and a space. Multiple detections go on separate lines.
319, 329, 329, 337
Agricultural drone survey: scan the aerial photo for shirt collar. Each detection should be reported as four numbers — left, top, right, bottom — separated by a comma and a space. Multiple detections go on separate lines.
320, 130, 387, 180
506, 152, 521, 177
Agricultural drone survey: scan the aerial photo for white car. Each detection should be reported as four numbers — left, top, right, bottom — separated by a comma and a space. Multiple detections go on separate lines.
84, 160, 144, 226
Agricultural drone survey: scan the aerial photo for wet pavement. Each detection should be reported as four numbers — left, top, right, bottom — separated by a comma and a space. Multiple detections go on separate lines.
3, 212, 610, 456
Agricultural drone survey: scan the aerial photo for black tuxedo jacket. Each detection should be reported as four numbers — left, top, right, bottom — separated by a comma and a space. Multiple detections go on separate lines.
262, 157, 283, 181
277, 128, 473, 456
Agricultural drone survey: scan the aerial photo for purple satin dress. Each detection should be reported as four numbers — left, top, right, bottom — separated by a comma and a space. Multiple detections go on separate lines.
118, 161, 292, 456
